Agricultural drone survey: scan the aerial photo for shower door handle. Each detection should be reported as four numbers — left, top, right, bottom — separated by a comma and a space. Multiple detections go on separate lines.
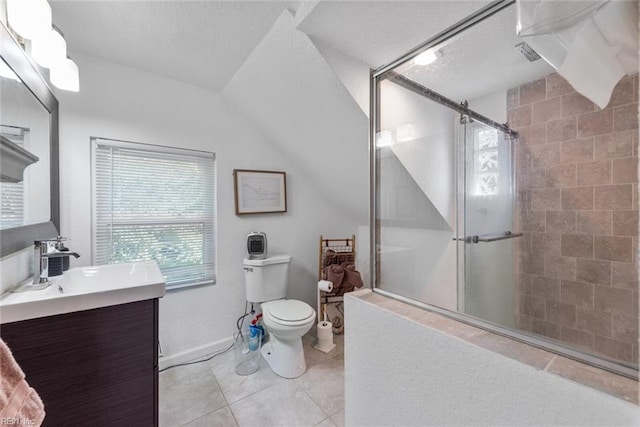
475, 231, 523, 243
453, 231, 523, 244
452, 236, 474, 244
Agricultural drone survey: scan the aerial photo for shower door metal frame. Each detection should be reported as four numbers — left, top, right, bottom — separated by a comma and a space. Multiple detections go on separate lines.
368, 0, 637, 379
369, 0, 516, 293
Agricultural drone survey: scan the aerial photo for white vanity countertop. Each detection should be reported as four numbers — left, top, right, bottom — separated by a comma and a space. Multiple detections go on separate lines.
0, 260, 166, 324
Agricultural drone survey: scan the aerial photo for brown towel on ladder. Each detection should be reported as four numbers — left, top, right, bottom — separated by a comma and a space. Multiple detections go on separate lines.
323, 264, 345, 294
339, 262, 362, 291
322, 263, 364, 295
0, 338, 45, 426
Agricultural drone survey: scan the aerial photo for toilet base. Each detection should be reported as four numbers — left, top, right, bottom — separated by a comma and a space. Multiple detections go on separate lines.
261, 335, 307, 379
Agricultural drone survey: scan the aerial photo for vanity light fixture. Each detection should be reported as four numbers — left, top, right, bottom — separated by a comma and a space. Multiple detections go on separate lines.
414, 49, 441, 66
7, 0, 52, 40
6, 0, 80, 92
50, 57, 79, 92
31, 26, 67, 69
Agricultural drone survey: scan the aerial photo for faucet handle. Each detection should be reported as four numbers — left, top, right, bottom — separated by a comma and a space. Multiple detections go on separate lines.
35, 236, 68, 241
34, 238, 60, 253
54, 236, 70, 250
35, 237, 60, 244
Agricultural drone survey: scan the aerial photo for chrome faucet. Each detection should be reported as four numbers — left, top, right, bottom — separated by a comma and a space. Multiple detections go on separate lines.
33, 238, 80, 285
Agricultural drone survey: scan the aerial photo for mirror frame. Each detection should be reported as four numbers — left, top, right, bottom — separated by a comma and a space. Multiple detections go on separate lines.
0, 22, 59, 257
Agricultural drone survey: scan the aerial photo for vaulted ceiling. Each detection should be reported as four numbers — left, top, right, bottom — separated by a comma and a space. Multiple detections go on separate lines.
49, 0, 493, 92
49, 1, 301, 91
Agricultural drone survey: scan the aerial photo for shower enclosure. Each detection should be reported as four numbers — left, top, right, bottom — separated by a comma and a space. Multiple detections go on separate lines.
375, 72, 519, 326
371, 0, 638, 378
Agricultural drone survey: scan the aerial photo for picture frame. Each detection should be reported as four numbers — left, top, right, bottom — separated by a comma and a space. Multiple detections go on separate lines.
233, 169, 287, 215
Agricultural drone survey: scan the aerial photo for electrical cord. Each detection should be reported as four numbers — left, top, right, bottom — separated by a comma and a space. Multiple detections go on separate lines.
236, 301, 255, 340
158, 343, 234, 373
158, 301, 256, 373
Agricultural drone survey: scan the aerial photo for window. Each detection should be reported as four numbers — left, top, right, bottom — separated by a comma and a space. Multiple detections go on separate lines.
472, 128, 499, 196
0, 126, 28, 229
92, 137, 215, 289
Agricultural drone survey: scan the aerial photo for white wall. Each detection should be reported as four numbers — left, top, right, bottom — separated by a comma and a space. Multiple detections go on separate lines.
52, 52, 278, 365
48, 37, 367, 365
223, 10, 369, 228
309, 37, 371, 117
345, 294, 640, 426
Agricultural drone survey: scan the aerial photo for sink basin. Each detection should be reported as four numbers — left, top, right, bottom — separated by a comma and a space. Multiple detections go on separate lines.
57, 261, 164, 293
0, 261, 166, 324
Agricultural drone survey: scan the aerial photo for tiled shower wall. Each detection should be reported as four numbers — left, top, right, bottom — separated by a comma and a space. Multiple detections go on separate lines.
510, 72, 639, 365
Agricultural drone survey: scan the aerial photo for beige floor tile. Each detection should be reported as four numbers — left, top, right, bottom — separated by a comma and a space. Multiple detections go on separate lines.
314, 417, 338, 427
160, 358, 214, 386
295, 356, 345, 416
208, 346, 287, 404
159, 362, 227, 427
230, 381, 326, 427
161, 333, 346, 426
182, 406, 238, 427
303, 331, 344, 369
329, 408, 345, 427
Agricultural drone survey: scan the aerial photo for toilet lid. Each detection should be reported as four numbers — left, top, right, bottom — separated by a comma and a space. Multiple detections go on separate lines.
266, 300, 313, 322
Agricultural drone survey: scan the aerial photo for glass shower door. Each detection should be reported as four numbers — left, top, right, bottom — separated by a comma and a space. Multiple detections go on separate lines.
457, 118, 518, 327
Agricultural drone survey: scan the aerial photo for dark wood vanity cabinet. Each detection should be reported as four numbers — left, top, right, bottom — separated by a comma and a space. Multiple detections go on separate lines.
1, 299, 159, 427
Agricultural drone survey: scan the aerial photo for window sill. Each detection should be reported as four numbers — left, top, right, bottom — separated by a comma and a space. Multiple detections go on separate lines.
165, 280, 215, 292
348, 289, 639, 405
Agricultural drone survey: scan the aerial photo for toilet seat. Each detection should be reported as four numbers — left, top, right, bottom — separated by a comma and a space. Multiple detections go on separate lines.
263, 299, 314, 327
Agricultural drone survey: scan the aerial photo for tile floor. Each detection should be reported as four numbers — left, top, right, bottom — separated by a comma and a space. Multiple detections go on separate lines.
159, 332, 345, 427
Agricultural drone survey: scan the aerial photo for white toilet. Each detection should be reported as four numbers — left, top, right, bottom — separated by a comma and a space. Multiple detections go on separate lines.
243, 255, 315, 378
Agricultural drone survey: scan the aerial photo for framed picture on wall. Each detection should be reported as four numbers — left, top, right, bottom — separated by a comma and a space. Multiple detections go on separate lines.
233, 169, 287, 215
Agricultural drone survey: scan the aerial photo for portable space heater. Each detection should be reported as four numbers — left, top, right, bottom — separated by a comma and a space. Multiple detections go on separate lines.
246, 232, 267, 259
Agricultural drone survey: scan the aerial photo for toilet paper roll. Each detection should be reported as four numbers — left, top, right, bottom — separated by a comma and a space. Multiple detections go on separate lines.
317, 335, 333, 348
317, 321, 333, 339
318, 280, 333, 292
314, 321, 336, 353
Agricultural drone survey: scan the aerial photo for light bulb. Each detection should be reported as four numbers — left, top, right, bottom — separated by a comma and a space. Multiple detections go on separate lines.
7, 0, 52, 40
414, 49, 440, 66
50, 57, 79, 92
32, 28, 67, 69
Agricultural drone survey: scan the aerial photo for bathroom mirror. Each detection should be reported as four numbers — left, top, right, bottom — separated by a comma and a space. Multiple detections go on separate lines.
0, 23, 59, 257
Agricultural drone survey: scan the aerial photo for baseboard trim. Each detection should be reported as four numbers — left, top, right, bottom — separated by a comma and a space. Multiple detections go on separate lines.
159, 336, 235, 370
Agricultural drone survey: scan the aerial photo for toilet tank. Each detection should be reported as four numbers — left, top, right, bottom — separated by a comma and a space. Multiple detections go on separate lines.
243, 255, 291, 303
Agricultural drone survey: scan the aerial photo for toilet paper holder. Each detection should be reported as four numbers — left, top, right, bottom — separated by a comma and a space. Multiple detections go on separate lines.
314, 304, 336, 353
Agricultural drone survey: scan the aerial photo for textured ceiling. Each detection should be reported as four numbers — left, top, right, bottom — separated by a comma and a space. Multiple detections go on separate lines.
297, 0, 493, 68
48, 0, 554, 101
49, 0, 299, 91
49, 0, 503, 92
395, 4, 554, 102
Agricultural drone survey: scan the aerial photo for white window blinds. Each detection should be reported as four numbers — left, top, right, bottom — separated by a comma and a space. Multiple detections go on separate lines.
92, 138, 216, 289
0, 127, 27, 229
